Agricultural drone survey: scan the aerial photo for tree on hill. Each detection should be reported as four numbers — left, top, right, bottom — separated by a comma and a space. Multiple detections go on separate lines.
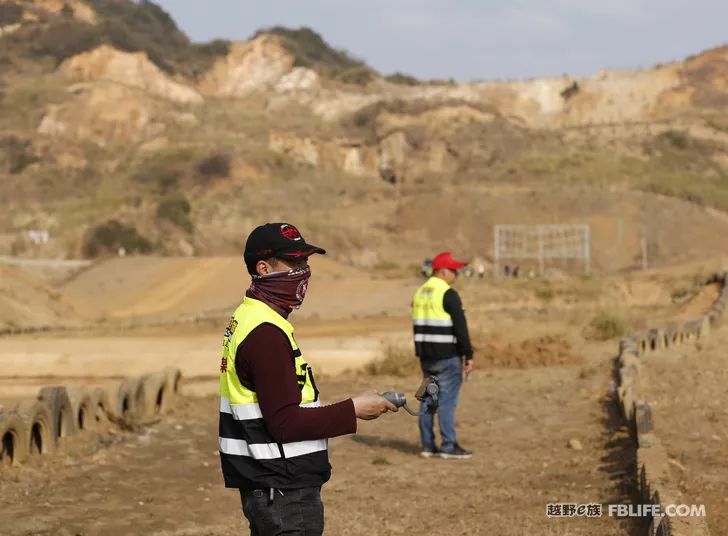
1, 0, 229, 77
255, 26, 378, 85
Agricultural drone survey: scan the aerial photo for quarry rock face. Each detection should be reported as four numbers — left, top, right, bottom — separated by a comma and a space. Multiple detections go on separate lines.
268, 131, 320, 167
60, 45, 203, 105
18, 0, 97, 23
37, 82, 163, 146
275, 67, 320, 92
198, 36, 295, 97
4, 8, 728, 265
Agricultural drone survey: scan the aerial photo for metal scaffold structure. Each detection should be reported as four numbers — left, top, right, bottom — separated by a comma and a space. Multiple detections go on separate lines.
493, 224, 591, 276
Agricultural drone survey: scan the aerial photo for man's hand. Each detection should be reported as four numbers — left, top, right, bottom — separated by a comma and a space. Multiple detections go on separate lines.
464, 359, 474, 377
352, 390, 398, 420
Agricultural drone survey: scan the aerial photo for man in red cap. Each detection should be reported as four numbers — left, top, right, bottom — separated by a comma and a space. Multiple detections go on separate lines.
411, 251, 474, 459
219, 222, 397, 535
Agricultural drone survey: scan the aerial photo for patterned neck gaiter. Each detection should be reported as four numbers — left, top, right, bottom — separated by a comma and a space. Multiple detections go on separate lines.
248, 267, 311, 318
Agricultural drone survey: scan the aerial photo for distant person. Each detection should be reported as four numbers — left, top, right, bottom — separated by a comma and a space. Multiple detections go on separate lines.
512, 265, 520, 278
421, 257, 433, 278
218, 222, 396, 536
477, 264, 485, 279
504, 264, 511, 277
411, 251, 474, 459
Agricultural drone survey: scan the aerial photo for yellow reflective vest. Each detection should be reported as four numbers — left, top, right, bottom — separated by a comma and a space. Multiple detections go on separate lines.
218, 296, 329, 489
412, 276, 459, 359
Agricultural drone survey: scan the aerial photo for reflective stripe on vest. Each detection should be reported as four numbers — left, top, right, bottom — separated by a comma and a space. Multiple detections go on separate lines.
413, 333, 457, 343
413, 318, 454, 327
218, 297, 328, 488
219, 438, 328, 459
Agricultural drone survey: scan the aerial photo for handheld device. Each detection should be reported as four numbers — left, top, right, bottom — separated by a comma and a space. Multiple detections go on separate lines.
382, 376, 439, 416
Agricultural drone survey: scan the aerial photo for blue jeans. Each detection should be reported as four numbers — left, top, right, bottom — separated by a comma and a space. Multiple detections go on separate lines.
418, 356, 462, 452
240, 487, 324, 536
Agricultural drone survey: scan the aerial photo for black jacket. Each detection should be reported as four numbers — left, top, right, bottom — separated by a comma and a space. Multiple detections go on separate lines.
414, 288, 473, 361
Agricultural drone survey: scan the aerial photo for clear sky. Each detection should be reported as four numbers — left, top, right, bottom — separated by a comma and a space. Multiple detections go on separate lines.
154, 0, 728, 81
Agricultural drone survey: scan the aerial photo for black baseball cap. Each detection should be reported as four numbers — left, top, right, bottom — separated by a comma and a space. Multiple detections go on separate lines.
244, 223, 326, 273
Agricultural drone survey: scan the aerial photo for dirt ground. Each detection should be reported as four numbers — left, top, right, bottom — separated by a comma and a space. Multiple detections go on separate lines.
0, 352, 640, 535
639, 321, 728, 535
1, 257, 723, 535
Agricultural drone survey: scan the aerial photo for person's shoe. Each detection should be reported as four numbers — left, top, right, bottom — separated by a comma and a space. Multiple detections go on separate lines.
439, 445, 473, 459
419, 447, 440, 458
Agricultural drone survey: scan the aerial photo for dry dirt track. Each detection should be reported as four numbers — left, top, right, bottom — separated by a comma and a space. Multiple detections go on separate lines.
0, 352, 639, 535
4, 258, 724, 534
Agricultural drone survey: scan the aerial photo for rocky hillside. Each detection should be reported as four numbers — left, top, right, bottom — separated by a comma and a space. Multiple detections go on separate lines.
1, 0, 727, 271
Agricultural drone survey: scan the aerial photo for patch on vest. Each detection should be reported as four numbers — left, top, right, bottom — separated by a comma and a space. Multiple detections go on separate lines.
296, 362, 308, 389
223, 317, 238, 350
220, 356, 227, 373
224, 317, 238, 339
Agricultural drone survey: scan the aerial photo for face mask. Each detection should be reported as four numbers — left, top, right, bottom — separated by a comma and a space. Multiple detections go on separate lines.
248, 266, 311, 317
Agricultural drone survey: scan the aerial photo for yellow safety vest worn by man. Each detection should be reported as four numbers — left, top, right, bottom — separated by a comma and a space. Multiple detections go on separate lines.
411, 251, 474, 460
219, 222, 396, 536
219, 296, 328, 489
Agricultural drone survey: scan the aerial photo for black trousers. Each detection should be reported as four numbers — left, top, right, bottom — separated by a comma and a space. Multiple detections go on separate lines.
239, 487, 324, 536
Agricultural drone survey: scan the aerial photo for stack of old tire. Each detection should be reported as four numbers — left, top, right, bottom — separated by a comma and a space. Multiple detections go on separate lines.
0, 367, 181, 467
614, 271, 727, 536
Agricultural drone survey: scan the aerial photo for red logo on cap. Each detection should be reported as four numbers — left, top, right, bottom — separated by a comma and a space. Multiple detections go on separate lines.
280, 224, 302, 241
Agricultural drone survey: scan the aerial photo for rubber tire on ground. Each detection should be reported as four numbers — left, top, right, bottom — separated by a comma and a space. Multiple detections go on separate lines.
140, 372, 170, 416
0, 410, 29, 466
15, 400, 54, 456
90, 387, 111, 426
65, 385, 93, 432
38, 386, 76, 444
116, 377, 145, 424
163, 367, 183, 398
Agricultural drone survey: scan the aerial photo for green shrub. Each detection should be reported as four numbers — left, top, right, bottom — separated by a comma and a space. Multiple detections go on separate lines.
534, 281, 555, 302
333, 65, 375, 85
258, 26, 376, 83
1, 135, 39, 174
10, 151, 39, 174
156, 194, 192, 232
83, 220, 152, 257
583, 310, 626, 341
31, 21, 103, 65
1, 0, 230, 75
384, 72, 420, 86
364, 343, 416, 376
131, 148, 197, 192
60, 3, 74, 17
660, 130, 689, 150
187, 39, 230, 77
83, 0, 228, 76
197, 152, 231, 178
0, 3, 23, 26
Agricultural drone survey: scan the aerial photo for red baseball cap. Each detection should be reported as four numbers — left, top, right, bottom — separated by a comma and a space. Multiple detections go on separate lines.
431, 252, 468, 271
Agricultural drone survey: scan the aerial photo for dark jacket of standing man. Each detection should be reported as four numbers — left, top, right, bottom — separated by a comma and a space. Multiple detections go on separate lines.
219, 223, 396, 536
411, 251, 473, 459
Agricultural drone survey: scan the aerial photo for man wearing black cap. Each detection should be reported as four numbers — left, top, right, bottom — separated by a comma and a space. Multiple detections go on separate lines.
218, 222, 396, 536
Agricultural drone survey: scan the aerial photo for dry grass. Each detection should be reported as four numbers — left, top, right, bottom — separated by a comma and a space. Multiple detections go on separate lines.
364, 342, 418, 376
582, 310, 627, 341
